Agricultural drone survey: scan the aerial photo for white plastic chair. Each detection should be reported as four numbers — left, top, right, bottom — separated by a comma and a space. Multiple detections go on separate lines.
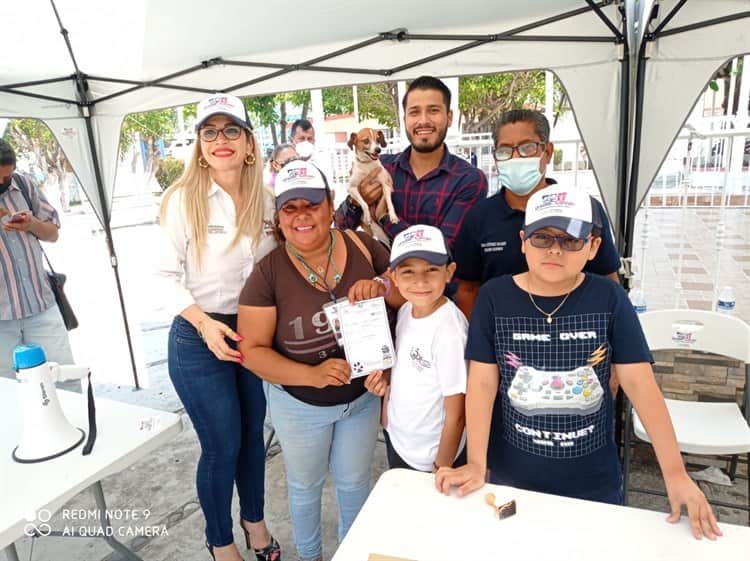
622, 309, 750, 523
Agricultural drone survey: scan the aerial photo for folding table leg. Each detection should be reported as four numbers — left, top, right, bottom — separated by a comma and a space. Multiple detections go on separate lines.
3, 543, 20, 561
91, 481, 144, 561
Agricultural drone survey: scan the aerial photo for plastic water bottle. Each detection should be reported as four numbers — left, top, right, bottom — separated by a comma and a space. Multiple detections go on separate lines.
717, 286, 735, 314
629, 289, 647, 314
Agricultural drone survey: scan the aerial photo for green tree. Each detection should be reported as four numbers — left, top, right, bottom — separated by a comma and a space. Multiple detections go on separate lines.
244, 95, 280, 144
119, 108, 177, 180
5, 119, 77, 209
458, 72, 561, 133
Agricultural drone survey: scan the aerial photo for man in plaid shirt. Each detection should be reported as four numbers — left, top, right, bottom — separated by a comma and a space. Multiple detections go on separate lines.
335, 76, 488, 252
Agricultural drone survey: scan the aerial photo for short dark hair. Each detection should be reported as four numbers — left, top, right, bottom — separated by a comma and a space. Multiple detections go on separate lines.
0, 139, 16, 167
290, 119, 314, 139
493, 110, 551, 145
402, 76, 451, 111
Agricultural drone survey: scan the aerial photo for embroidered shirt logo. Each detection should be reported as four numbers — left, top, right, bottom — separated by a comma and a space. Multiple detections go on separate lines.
207, 224, 226, 234
409, 347, 431, 372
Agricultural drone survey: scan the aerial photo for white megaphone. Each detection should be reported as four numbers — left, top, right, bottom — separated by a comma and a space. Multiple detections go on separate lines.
12, 344, 97, 463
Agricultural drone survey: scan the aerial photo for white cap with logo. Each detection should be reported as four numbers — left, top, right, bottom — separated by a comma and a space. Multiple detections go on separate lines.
524, 186, 595, 239
274, 160, 329, 210
195, 93, 253, 130
389, 225, 450, 269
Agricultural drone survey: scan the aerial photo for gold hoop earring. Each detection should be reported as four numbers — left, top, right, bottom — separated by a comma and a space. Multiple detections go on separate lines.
198, 156, 209, 169
244, 153, 256, 166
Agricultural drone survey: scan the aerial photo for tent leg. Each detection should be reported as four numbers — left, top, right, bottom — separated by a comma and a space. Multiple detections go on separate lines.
79, 106, 141, 389
107, 243, 141, 390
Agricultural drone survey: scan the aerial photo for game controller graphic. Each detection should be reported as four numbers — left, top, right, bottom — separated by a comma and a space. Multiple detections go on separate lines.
507, 365, 604, 416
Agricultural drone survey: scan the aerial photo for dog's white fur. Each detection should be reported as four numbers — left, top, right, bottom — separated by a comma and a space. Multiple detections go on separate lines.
348, 128, 398, 246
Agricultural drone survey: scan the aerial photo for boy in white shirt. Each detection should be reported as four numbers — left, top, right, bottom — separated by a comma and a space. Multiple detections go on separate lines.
384, 225, 468, 472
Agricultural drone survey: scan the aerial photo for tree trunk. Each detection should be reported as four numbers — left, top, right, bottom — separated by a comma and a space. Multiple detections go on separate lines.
301, 100, 309, 120
279, 101, 288, 143
270, 123, 278, 146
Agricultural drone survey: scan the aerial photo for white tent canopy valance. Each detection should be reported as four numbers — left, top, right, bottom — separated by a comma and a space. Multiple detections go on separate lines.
1, 0, 748, 387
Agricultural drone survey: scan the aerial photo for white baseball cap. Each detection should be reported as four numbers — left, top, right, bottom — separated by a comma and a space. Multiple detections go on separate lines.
390, 225, 450, 269
274, 160, 329, 210
195, 93, 253, 130
524, 185, 595, 239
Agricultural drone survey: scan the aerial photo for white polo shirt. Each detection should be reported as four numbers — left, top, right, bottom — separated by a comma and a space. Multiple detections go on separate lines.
387, 299, 468, 471
157, 182, 277, 316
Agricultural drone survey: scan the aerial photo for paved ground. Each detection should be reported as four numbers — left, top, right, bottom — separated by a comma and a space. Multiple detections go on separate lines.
5, 172, 749, 560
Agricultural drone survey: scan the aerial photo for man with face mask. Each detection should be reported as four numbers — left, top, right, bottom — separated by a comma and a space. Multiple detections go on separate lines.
453, 110, 621, 319
0, 139, 73, 378
335, 76, 488, 254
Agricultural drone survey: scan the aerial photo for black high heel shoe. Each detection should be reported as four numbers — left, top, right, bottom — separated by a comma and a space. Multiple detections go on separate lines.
240, 525, 281, 561
206, 542, 215, 560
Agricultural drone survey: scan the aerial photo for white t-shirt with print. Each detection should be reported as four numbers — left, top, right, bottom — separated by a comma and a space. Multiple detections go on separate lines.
387, 299, 468, 471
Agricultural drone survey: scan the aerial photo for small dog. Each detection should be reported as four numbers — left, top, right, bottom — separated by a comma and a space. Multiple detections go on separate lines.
347, 128, 399, 246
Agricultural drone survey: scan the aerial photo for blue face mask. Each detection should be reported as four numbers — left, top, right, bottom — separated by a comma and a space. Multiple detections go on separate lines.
498, 157, 542, 196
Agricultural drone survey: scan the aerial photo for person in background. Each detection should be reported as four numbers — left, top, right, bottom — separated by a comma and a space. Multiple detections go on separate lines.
266, 143, 297, 189
157, 93, 280, 561
0, 139, 73, 379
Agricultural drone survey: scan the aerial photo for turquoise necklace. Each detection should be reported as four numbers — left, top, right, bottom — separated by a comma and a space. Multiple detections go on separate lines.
286, 231, 342, 289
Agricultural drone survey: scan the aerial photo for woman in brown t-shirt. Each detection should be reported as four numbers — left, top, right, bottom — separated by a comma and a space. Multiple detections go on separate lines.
238, 160, 403, 561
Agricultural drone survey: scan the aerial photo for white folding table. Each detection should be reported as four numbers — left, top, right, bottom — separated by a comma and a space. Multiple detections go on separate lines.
333, 469, 750, 561
0, 378, 182, 561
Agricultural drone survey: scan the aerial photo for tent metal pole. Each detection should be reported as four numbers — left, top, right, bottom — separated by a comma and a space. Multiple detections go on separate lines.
622, 38, 649, 265
0, 87, 76, 105
653, 11, 750, 38
49, 0, 141, 388
651, 0, 687, 36
227, 35, 388, 92
615, 31, 631, 258
584, 0, 624, 42
0, 76, 75, 89
79, 107, 141, 389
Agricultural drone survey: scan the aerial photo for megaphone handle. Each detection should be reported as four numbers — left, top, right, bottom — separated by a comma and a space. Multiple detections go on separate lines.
82, 371, 97, 456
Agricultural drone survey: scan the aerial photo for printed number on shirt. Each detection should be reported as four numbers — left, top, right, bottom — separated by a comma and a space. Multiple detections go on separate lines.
288, 311, 331, 340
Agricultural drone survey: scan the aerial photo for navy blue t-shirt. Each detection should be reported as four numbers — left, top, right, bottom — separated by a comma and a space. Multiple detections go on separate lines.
466, 274, 652, 501
454, 182, 621, 283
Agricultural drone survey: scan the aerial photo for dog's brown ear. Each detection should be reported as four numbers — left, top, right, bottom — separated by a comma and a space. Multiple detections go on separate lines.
347, 132, 358, 150
376, 130, 387, 147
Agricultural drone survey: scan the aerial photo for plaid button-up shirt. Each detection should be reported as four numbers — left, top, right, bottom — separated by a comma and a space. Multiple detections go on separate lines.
0, 173, 60, 320
335, 146, 488, 251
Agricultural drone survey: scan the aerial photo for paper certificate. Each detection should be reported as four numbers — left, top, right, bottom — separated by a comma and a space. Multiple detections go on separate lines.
333, 297, 395, 378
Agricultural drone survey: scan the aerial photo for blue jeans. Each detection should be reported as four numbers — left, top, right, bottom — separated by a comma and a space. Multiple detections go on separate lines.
168, 315, 266, 548
265, 382, 379, 561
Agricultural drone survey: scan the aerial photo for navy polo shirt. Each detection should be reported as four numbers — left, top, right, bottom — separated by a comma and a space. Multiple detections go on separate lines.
454, 181, 621, 283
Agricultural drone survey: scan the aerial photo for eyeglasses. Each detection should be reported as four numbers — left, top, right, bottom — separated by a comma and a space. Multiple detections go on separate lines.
493, 141, 544, 162
199, 125, 244, 142
527, 232, 589, 252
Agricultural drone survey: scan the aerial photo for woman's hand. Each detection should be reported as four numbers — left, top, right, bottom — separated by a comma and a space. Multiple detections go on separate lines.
364, 370, 388, 396
309, 358, 351, 388
199, 318, 243, 363
348, 279, 386, 303
434, 462, 486, 497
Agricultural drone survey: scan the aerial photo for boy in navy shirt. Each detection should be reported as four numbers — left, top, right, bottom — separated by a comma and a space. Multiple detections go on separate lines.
436, 185, 721, 540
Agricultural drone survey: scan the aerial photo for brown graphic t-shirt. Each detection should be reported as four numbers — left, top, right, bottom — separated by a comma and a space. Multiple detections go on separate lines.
239, 230, 389, 406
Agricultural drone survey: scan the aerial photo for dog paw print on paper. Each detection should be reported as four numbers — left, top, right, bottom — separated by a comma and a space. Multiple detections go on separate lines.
352, 361, 364, 374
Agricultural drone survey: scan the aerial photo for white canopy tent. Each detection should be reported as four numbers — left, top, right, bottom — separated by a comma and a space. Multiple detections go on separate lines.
1, 0, 747, 386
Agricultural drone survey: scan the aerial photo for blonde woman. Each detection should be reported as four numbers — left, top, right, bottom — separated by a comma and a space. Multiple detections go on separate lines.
157, 94, 280, 561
